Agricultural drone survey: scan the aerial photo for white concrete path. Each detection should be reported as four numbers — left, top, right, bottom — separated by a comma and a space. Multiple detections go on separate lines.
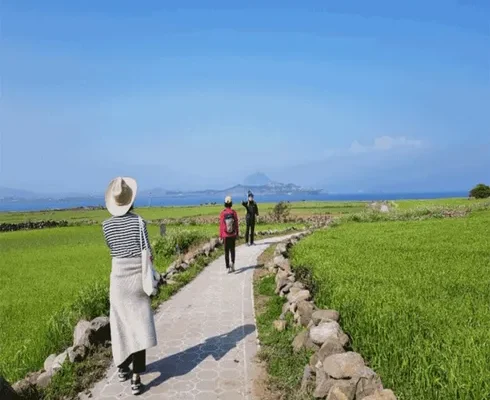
81, 236, 290, 400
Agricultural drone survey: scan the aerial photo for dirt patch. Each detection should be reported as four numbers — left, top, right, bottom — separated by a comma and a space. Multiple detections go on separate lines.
252, 358, 284, 400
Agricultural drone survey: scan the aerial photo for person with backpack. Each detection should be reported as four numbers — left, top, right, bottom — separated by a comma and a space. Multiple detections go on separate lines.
219, 196, 239, 272
242, 191, 259, 246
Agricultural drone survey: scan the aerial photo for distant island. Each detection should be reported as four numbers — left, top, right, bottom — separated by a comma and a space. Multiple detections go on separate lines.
142, 173, 323, 198
0, 173, 323, 202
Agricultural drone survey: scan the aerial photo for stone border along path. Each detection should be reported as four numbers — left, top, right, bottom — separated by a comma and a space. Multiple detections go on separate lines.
81, 234, 300, 400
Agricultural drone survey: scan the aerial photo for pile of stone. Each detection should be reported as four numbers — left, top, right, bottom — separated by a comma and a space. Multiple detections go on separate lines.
12, 317, 110, 396
270, 240, 397, 400
0, 220, 69, 232
162, 237, 221, 282
367, 201, 392, 213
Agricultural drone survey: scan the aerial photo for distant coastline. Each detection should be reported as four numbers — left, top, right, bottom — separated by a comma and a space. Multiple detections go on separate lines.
0, 191, 469, 213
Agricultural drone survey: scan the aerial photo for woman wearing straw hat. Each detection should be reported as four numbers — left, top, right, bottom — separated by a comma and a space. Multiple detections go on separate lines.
102, 177, 157, 395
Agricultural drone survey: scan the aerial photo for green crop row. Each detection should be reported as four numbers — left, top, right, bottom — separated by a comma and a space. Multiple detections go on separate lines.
291, 209, 490, 399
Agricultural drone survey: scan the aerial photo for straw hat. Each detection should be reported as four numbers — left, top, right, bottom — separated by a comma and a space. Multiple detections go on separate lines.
225, 196, 232, 204
105, 177, 137, 217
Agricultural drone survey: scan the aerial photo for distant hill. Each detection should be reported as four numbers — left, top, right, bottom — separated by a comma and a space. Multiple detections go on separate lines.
244, 172, 272, 186
152, 182, 322, 197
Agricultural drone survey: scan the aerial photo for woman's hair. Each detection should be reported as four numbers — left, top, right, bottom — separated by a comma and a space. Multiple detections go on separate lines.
128, 205, 134, 213
224, 201, 233, 208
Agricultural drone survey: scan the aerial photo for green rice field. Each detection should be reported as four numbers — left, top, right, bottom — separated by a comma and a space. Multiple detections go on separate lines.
291, 208, 490, 399
0, 201, 367, 224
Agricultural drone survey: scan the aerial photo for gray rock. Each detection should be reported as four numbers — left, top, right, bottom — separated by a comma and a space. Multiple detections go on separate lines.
282, 302, 291, 315
90, 316, 111, 344
309, 352, 319, 369
317, 337, 346, 363
275, 243, 288, 256
36, 371, 53, 389
326, 381, 356, 400
292, 281, 305, 290
296, 300, 315, 327
280, 282, 294, 295
310, 321, 342, 345
166, 262, 177, 273
202, 243, 212, 256
25, 371, 41, 386
275, 271, 290, 294
300, 365, 314, 392
287, 289, 311, 304
44, 354, 56, 372
52, 351, 68, 372
293, 330, 320, 353
68, 345, 88, 363
354, 367, 384, 399
209, 238, 220, 249
313, 368, 332, 398
0, 375, 19, 400
293, 330, 309, 352
274, 255, 291, 272
73, 320, 93, 348
323, 352, 365, 379
362, 389, 397, 400
273, 320, 287, 332
312, 309, 340, 325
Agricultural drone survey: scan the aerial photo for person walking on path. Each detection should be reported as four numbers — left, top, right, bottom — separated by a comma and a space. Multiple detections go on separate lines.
242, 191, 259, 246
219, 196, 239, 272
102, 177, 157, 396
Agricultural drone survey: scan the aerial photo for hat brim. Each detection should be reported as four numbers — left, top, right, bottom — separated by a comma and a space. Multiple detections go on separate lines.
105, 177, 138, 217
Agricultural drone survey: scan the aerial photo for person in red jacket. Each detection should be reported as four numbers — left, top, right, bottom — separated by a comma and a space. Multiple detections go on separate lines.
219, 196, 239, 273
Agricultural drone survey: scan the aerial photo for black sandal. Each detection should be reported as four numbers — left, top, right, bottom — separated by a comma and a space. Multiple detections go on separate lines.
118, 368, 131, 382
131, 375, 143, 395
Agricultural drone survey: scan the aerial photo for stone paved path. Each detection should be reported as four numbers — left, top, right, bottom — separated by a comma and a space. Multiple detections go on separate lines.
82, 236, 292, 400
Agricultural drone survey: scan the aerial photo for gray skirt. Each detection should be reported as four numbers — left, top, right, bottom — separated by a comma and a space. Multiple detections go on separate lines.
110, 257, 157, 367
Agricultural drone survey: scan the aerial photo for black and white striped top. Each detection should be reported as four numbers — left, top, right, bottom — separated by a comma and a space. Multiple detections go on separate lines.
102, 213, 153, 259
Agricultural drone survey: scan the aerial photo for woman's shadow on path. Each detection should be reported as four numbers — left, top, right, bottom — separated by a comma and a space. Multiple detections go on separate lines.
145, 324, 255, 390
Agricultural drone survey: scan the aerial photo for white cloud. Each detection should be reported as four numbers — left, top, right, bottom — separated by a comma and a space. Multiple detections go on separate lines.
349, 136, 423, 154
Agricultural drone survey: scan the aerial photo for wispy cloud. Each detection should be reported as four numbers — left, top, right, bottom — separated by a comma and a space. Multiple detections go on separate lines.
349, 136, 424, 154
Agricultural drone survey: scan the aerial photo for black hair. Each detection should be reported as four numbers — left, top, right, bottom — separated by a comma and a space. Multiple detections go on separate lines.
224, 201, 233, 208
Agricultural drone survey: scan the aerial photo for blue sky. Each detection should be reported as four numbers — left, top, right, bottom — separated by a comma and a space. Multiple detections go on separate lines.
1, 0, 489, 193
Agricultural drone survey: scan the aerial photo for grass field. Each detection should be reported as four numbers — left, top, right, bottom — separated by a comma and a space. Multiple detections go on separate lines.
291, 208, 490, 399
0, 220, 302, 382
0, 201, 368, 224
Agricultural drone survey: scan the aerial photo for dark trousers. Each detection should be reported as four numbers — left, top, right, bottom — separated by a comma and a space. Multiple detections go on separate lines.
118, 350, 146, 374
224, 237, 236, 268
245, 220, 256, 244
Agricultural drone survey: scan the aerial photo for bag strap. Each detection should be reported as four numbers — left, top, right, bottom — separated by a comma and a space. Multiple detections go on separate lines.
138, 216, 149, 252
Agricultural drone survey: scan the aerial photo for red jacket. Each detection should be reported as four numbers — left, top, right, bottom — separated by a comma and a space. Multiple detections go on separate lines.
219, 208, 239, 239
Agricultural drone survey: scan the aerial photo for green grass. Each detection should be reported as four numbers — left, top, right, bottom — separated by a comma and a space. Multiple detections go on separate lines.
291, 210, 490, 400
255, 275, 312, 399
0, 201, 367, 224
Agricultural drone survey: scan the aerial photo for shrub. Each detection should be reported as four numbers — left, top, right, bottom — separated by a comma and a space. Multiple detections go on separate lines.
469, 183, 490, 199
269, 201, 291, 222
153, 230, 207, 258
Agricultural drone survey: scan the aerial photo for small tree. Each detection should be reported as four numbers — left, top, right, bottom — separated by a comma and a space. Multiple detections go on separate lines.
469, 183, 490, 199
270, 201, 291, 222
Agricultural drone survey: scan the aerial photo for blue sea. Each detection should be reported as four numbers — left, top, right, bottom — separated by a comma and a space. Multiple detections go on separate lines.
0, 192, 468, 213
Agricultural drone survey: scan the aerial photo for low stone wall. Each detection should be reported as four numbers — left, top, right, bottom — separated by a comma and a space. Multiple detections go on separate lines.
268, 238, 397, 400
0, 220, 69, 232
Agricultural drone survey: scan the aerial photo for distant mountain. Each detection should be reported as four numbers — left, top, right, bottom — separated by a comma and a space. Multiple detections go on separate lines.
153, 181, 322, 197
244, 172, 272, 187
